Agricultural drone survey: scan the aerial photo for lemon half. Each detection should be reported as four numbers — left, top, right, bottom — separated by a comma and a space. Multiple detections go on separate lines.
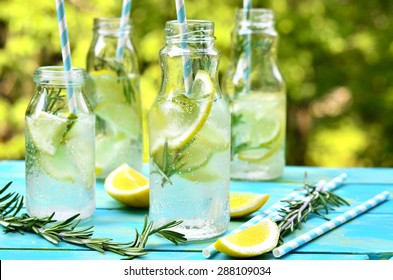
215, 218, 279, 258
104, 164, 149, 208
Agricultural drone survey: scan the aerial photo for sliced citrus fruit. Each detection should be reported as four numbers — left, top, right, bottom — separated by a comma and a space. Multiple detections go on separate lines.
104, 163, 149, 208
39, 145, 76, 183
230, 192, 269, 218
95, 103, 140, 137
150, 69, 215, 152
26, 112, 69, 156
215, 218, 279, 258
66, 138, 95, 187
237, 131, 284, 162
96, 134, 135, 177
88, 70, 127, 104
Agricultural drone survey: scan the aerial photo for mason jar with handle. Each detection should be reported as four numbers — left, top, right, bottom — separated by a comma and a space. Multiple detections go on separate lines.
86, 17, 143, 179
222, 9, 286, 181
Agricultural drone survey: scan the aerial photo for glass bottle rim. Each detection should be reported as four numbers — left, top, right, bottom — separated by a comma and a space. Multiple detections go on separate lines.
165, 19, 215, 42
33, 66, 86, 85
93, 17, 132, 33
236, 8, 275, 28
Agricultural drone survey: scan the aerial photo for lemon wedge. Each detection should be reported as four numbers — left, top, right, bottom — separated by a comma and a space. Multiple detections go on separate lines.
104, 164, 149, 208
215, 218, 279, 258
230, 192, 269, 218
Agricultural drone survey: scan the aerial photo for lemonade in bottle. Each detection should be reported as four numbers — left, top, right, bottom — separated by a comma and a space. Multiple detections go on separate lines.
222, 9, 286, 180
148, 20, 231, 240
86, 18, 142, 178
25, 66, 95, 220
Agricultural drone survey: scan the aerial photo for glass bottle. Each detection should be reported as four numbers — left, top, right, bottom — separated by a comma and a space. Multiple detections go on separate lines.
222, 9, 286, 180
148, 20, 231, 240
25, 66, 96, 220
86, 17, 142, 179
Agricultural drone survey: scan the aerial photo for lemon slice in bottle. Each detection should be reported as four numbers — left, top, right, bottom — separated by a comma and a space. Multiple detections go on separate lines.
150, 70, 215, 167
215, 218, 279, 258
26, 112, 69, 156
88, 69, 127, 104
94, 102, 140, 137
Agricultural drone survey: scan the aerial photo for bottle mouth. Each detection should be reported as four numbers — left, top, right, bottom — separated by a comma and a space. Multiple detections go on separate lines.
34, 66, 86, 85
165, 20, 215, 42
236, 8, 275, 29
93, 17, 132, 34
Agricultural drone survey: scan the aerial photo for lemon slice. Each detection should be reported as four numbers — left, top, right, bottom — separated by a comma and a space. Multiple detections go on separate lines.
88, 70, 127, 104
215, 218, 279, 258
104, 163, 149, 208
150, 70, 215, 152
26, 112, 68, 156
230, 192, 269, 218
39, 145, 76, 183
237, 131, 284, 162
95, 103, 140, 137
96, 134, 136, 177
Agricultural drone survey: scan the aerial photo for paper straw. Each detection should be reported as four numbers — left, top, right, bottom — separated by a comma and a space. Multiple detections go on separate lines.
116, 0, 132, 60
202, 173, 347, 258
243, 0, 252, 93
55, 0, 76, 113
273, 191, 390, 258
175, 0, 193, 95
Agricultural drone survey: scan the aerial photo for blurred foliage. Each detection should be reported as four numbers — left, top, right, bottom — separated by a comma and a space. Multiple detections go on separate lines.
0, 0, 392, 167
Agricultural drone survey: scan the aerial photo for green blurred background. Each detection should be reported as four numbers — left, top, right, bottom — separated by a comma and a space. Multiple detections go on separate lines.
1, 0, 392, 167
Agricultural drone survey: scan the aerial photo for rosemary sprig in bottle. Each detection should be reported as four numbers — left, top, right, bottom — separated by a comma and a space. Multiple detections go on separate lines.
277, 174, 350, 240
0, 182, 186, 259
152, 138, 195, 187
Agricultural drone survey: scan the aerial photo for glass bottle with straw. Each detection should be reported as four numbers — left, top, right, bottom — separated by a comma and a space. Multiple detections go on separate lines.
222, 4, 286, 181
148, 0, 231, 240
25, 0, 96, 220
86, 0, 143, 179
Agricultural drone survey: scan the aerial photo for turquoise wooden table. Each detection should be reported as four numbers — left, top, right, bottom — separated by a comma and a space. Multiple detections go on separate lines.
1, 160, 392, 260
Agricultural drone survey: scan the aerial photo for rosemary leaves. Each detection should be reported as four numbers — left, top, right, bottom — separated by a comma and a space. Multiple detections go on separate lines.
0, 181, 186, 259
277, 174, 350, 239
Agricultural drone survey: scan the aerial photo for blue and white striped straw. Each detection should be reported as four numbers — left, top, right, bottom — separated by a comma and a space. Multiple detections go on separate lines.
273, 191, 390, 258
202, 173, 347, 258
243, 0, 252, 93
116, 0, 132, 60
175, 0, 193, 95
55, 0, 76, 113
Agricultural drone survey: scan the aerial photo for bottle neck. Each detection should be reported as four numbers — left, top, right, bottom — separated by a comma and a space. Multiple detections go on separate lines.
88, 18, 137, 73
34, 66, 86, 87
232, 9, 278, 59
160, 20, 219, 95
93, 17, 132, 37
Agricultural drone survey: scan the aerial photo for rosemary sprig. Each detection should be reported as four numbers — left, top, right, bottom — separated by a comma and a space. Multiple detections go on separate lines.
152, 138, 195, 188
42, 86, 64, 114
0, 182, 186, 259
277, 174, 350, 240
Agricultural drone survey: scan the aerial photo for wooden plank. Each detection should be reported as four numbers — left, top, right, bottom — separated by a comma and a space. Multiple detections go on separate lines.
0, 249, 369, 260
1, 209, 392, 256
1, 160, 392, 261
